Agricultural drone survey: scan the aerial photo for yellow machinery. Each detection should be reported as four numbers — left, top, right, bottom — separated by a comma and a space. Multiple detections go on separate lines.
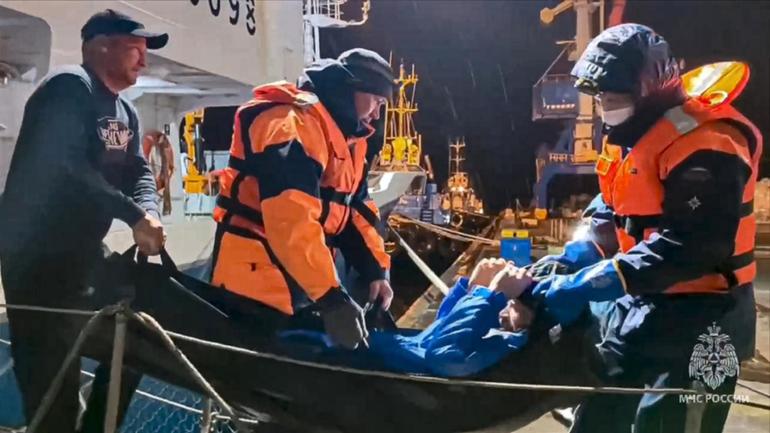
378, 61, 422, 170
182, 109, 209, 195
441, 137, 485, 227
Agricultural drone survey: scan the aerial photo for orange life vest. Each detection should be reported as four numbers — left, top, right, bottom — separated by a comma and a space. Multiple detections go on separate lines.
211, 82, 389, 314
596, 99, 762, 294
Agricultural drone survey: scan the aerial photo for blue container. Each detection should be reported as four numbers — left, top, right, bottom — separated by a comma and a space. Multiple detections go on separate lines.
500, 237, 532, 266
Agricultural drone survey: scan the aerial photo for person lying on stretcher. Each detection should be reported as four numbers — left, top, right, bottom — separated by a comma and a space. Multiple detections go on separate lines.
280, 258, 540, 377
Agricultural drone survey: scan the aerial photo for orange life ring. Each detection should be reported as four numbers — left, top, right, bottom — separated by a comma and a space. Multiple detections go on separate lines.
142, 130, 175, 191
142, 130, 175, 215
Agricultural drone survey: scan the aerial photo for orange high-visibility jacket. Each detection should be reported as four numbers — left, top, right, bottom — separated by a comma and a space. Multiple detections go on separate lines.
211, 82, 390, 314
597, 98, 762, 294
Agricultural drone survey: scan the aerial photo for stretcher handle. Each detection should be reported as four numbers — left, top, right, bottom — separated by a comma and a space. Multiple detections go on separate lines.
363, 298, 398, 332
125, 245, 179, 273
123, 245, 229, 318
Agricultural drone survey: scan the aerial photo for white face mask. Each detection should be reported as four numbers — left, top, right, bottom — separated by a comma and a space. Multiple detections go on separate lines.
601, 105, 635, 126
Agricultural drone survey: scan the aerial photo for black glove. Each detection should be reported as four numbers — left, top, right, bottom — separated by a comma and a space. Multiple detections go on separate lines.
528, 260, 571, 280
316, 289, 368, 350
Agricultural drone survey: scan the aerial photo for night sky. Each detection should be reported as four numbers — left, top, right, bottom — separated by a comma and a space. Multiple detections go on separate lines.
322, 0, 770, 213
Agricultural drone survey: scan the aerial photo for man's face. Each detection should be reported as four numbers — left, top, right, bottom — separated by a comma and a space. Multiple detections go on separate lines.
105, 35, 147, 88
498, 300, 534, 332
595, 91, 635, 126
353, 91, 387, 127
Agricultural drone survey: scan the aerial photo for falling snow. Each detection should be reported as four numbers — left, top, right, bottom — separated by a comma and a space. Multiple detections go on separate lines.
497, 64, 509, 104
444, 86, 459, 121
467, 60, 476, 88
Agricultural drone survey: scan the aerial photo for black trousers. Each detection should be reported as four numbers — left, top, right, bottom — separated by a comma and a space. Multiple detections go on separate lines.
572, 289, 754, 433
1, 250, 141, 433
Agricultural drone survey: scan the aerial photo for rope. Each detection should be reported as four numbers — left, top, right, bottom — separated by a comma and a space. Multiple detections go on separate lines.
164, 329, 696, 397
129, 310, 251, 432
0, 303, 98, 317
1, 301, 768, 411
80, 365, 265, 424
413, 220, 497, 244
390, 215, 489, 242
391, 215, 499, 245
27, 306, 119, 433
0, 303, 251, 429
405, 215, 495, 240
737, 381, 770, 399
80, 368, 205, 415
387, 227, 450, 295
736, 400, 770, 411
392, 220, 475, 244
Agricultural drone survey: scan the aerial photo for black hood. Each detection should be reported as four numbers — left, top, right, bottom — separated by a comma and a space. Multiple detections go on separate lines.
297, 59, 370, 139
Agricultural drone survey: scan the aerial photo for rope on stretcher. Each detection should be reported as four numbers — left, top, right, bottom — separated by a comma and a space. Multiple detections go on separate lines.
1, 303, 768, 411
122, 329, 770, 411
0, 303, 250, 433
0, 349, 262, 426
0, 303, 731, 398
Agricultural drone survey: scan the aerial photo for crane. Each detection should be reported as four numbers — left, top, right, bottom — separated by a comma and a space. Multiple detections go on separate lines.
531, 0, 626, 219
303, 0, 371, 64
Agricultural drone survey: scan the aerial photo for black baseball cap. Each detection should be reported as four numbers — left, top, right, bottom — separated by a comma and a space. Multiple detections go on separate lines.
81, 9, 168, 50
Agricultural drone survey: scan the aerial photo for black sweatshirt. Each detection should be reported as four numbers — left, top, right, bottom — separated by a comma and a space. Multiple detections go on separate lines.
0, 65, 159, 255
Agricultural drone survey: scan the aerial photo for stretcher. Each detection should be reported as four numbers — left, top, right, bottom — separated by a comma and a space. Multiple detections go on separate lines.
74, 248, 603, 433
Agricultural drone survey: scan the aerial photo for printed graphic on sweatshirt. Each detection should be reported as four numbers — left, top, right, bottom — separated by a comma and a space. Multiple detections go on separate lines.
97, 117, 134, 151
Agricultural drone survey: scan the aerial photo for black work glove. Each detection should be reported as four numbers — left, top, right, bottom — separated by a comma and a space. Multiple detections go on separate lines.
316, 289, 368, 350
527, 260, 571, 280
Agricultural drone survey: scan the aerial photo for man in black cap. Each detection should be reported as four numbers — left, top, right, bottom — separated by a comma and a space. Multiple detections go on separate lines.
209, 48, 395, 350
0, 9, 168, 432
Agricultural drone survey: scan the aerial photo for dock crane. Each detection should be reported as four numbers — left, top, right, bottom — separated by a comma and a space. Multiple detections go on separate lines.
531, 0, 620, 219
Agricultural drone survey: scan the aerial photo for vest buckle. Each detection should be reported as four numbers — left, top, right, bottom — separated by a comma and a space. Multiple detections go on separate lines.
595, 154, 614, 176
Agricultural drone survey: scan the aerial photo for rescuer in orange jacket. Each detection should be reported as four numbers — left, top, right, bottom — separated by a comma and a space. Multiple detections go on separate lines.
210, 49, 395, 349
519, 24, 762, 433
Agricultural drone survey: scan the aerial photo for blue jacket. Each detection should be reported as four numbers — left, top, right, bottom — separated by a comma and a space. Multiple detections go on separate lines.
280, 278, 528, 377
372, 278, 528, 376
